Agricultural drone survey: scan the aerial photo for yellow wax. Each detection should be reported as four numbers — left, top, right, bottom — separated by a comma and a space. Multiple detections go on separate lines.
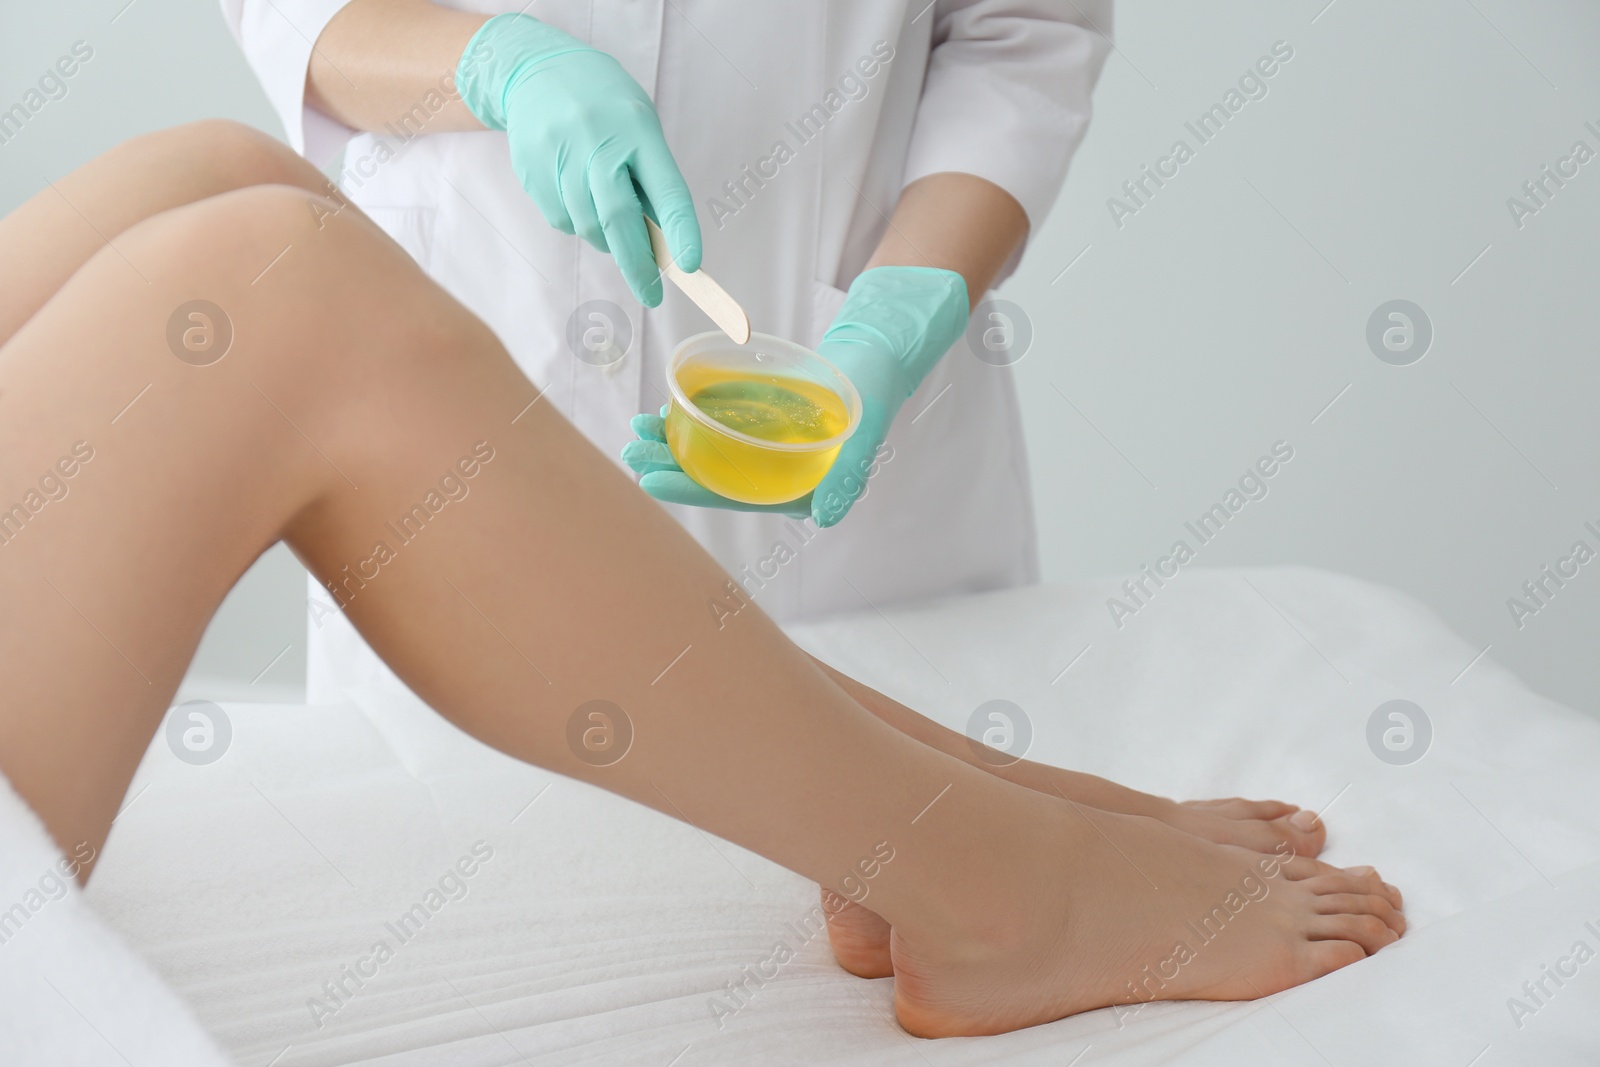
665, 363, 851, 505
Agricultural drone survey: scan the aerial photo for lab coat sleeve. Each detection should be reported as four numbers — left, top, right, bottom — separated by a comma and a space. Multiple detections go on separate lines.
901, 0, 1111, 258
218, 0, 360, 165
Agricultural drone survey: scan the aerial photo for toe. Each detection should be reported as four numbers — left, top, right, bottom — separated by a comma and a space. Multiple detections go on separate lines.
1280, 855, 1343, 881
1274, 811, 1327, 857
1303, 867, 1403, 911
1172, 805, 1321, 858
1300, 938, 1366, 979
1311, 892, 1406, 936
1184, 797, 1299, 820
1193, 815, 1292, 854
1308, 913, 1399, 956
1237, 798, 1300, 819
1318, 870, 1408, 908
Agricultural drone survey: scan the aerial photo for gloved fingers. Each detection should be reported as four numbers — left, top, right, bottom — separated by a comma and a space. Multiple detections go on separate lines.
620, 438, 678, 476
629, 411, 667, 443
593, 162, 664, 307
768, 497, 815, 519
633, 135, 702, 273
509, 148, 577, 236
560, 156, 608, 254
640, 470, 811, 516
638, 470, 735, 509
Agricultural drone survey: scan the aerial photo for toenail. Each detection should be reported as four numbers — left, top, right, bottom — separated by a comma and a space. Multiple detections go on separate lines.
1344, 865, 1375, 876
1289, 810, 1319, 831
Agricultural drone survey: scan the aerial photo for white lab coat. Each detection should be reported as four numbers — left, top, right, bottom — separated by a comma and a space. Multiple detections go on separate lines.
219, 0, 1109, 701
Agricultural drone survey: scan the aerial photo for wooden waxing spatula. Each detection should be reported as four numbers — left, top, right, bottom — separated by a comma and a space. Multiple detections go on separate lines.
644, 216, 752, 345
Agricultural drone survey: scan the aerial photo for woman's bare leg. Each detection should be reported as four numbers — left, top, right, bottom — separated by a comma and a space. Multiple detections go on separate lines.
0, 165, 1403, 1037
0, 125, 1333, 867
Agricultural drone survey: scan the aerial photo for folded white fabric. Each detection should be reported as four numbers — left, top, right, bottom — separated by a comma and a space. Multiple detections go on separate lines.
23, 566, 1600, 1063
0, 773, 232, 1067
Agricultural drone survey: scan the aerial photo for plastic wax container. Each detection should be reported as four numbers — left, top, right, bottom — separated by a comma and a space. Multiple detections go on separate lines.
664, 332, 862, 506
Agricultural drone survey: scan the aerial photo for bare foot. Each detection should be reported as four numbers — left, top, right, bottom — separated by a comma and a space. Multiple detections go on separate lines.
889, 805, 1403, 1037
822, 783, 1337, 978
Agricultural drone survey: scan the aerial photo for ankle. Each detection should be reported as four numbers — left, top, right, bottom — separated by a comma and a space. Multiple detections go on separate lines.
890, 787, 1076, 958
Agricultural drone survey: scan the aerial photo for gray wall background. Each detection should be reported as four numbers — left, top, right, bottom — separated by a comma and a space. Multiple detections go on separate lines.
2, 1, 1595, 715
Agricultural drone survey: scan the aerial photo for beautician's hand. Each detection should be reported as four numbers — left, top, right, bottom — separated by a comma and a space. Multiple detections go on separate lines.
806, 266, 968, 526
455, 13, 701, 306
621, 266, 970, 527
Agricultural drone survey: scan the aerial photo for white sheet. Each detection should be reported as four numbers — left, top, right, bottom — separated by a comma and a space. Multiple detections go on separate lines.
35, 567, 1600, 1063
0, 777, 233, 1066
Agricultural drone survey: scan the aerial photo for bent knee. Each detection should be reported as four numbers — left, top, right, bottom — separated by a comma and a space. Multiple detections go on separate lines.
125, 183, 340, 281
160, 119, 326, 195
205, 183, 429, 297
123, 181, 491, 386
143, 182, 475, 355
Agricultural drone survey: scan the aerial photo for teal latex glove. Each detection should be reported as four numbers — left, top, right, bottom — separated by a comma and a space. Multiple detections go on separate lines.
620, 266, 970, 527
456, 14, 701, 306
